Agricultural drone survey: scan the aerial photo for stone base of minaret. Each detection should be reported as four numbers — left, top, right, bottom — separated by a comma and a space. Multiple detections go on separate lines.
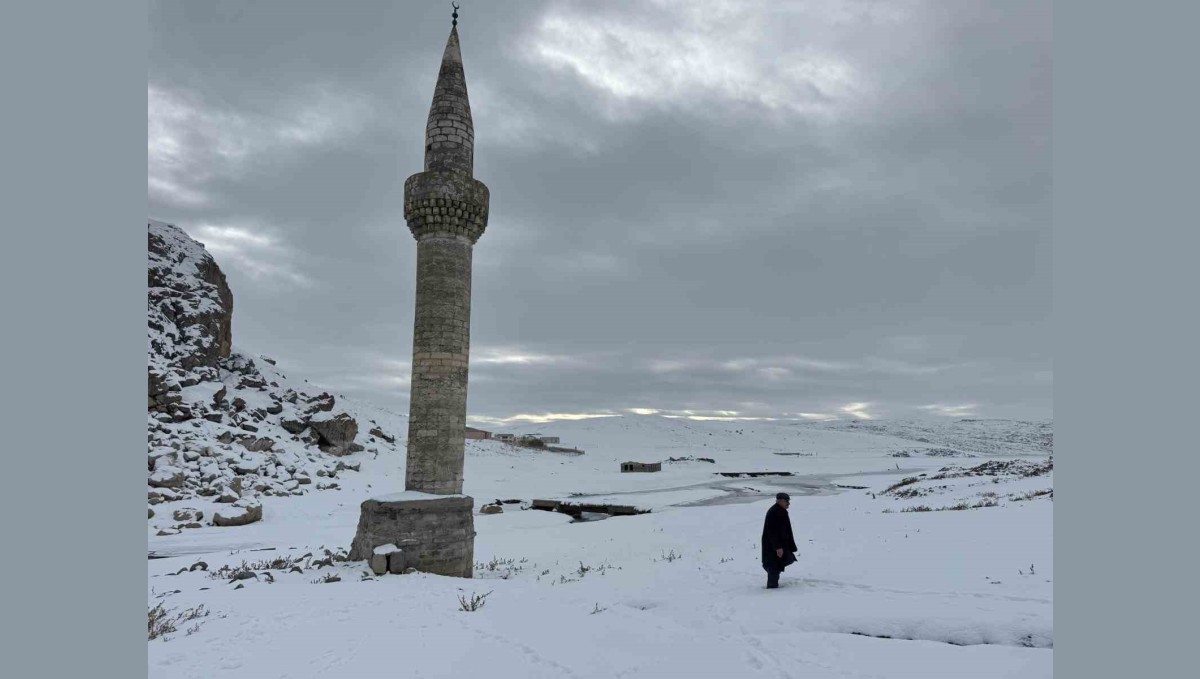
347, 492, 475, 578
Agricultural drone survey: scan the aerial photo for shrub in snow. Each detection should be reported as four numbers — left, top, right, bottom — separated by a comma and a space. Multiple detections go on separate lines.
458, 591, 493, 612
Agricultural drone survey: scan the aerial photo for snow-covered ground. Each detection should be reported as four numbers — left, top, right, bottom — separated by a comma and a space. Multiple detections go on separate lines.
148, 400, 1050, 677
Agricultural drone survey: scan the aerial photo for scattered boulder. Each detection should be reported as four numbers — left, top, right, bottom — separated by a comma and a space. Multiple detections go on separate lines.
280, 417, 308, 435
369, 427, 395, 444
239, 437, 273, 453
148, 507, 155, 519
149, 466, 185, 489
172, 508, 203, 522
309, 413, 359, 456
306, 393, 335, 413
266, 403, 284, 415
230, 460, 259, 477
212, 500, 262, 527
480, 504, 503, 515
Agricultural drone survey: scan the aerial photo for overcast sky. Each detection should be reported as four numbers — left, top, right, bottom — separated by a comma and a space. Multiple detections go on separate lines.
149, 0, 1051, 426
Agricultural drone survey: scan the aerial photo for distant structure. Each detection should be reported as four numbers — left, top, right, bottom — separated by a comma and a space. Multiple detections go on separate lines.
350, 9, 488, 578
494, 433, 517, 443
538, 435, 560, 444
621, 461, 662, 473
464, 426, 492, 440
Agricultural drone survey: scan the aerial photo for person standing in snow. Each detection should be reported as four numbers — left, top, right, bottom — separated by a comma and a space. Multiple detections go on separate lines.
761, 492, 798, 589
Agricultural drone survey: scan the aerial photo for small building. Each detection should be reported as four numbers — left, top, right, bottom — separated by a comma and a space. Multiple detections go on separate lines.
465, 427, 492, 440
538, 436, 560, 444
620, 461, 661, 473
494, 433, 517, 442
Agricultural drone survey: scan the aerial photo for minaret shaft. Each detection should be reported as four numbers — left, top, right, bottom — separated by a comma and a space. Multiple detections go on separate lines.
404, 237, 473, 494
402, 25, 489, 495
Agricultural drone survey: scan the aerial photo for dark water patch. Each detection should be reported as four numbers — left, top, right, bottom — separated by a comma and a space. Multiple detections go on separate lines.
716, 471, 795, 478
530, 499, 650, 520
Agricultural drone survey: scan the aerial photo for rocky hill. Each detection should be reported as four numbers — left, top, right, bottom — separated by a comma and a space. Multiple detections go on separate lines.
147, 220, 398, 534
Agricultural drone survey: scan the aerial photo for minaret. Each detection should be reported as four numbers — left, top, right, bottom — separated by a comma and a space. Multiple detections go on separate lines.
348, 9, 485, 578
402, 18, 489, 495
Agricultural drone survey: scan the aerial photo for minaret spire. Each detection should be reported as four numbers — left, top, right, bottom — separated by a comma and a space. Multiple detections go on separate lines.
423, 11, 474, 175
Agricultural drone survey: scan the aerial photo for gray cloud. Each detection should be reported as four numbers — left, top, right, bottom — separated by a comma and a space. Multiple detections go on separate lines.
149, 0, 1051, 422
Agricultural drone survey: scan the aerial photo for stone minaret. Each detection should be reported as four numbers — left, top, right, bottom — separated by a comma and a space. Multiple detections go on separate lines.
348, 15, 485, 578
402, 22, 489, 495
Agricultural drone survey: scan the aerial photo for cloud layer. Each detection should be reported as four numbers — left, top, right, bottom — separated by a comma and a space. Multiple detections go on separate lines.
149, 0, 1051, 422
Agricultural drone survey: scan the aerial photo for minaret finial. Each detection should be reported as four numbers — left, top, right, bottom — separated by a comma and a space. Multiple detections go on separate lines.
452, 3, 459, 27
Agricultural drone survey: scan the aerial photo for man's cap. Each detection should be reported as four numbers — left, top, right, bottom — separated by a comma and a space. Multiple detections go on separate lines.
776, 492, 790, 501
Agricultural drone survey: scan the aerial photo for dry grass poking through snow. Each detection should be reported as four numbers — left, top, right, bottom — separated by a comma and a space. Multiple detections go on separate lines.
148, 602, 212, 641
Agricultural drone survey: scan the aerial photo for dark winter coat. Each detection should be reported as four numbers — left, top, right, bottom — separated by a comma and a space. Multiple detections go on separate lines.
761, 503, 798, 572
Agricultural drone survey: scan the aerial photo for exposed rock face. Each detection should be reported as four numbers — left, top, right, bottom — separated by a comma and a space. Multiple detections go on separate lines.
147, 220, 233, 387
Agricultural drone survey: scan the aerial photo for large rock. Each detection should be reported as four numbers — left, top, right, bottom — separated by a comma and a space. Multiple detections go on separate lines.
306, 393, 336, 414
280, 417, 308, 435
212, 500, 262, 527
149, 466, 185, 488
309, 413, 359, 456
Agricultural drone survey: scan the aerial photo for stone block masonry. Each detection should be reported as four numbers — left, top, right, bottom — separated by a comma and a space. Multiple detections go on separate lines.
350, 23, 487, 578
348, 493, 475, 578
405, 236, 474, 495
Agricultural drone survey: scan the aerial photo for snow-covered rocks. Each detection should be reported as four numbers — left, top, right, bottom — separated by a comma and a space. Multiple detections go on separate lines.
146, 220, 377, 524
366, 544, 410, 576
172, 508, 203, 522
